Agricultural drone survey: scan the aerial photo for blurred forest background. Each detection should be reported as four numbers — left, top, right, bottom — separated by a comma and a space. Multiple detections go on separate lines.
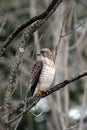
0, 0, 87, 130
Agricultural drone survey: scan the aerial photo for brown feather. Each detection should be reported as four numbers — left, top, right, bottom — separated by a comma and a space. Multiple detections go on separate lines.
29, 60, 43, 96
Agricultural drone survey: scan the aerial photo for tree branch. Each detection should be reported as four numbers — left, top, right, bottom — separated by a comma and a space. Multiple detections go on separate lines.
3, 33, 28, 123
8, 70, 87, 123
27, 70, 87, 103
0, 0, 63, 56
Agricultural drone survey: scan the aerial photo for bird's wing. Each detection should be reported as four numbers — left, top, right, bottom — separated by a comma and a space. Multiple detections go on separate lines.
29, 60, 43, 96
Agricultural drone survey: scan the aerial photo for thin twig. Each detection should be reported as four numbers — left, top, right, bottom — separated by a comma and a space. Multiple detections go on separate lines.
0, 14, 8, 33
66, 122, 79, 130
55, 0, 73, 59
55, 15, 65, 59
61, 20, 87, 37
14, 116, 23, 130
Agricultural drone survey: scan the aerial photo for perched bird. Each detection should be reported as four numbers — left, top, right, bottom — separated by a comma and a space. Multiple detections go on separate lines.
29, 48, 55, 96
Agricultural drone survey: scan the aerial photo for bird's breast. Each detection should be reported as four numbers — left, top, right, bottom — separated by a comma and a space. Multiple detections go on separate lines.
39, 62, 55, 91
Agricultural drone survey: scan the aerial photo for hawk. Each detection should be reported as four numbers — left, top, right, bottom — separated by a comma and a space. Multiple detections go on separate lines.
29, 48, 55, 96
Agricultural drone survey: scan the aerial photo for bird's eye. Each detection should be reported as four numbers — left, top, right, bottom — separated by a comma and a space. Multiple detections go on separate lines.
41, 51, 44, 54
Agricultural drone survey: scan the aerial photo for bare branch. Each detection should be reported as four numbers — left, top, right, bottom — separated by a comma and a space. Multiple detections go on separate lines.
8, 70, 87, 123
0, 0, 63, 56
61, 20, 87, 37
3, 38, 27, 123
31, 70, 87, 98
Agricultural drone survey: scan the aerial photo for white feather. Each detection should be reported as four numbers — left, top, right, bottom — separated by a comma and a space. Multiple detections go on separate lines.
35, 57, 55, 93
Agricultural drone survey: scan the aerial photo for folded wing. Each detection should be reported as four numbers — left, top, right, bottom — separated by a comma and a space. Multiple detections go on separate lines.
29, 60, 43, 96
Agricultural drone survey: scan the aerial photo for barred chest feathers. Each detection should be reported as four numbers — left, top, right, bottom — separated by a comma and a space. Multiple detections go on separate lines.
38, 57, 55, 91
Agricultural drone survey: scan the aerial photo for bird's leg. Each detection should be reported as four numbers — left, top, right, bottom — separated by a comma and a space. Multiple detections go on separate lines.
37, 89, 49, 96
37, 90, 43, 96
45, 90, 49, 95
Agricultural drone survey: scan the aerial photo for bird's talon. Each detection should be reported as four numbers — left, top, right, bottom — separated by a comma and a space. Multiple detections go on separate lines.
37, 90, 42, 96
46, 91, 49, 95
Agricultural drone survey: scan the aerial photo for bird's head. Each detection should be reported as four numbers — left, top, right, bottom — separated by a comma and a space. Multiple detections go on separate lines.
40, 48, 54, 61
